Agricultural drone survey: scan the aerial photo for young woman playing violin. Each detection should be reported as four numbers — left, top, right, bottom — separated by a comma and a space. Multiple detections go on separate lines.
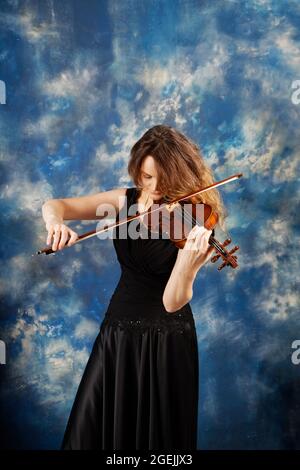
42, 124, 227, 450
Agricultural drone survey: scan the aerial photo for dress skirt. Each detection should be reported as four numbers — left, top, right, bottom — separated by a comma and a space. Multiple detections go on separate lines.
60, 303, 199, 450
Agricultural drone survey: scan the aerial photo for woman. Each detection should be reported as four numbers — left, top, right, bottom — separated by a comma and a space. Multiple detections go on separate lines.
42, 124, 225, 450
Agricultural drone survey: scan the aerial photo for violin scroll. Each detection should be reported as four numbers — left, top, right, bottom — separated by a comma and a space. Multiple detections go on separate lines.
210, 237, 240, 270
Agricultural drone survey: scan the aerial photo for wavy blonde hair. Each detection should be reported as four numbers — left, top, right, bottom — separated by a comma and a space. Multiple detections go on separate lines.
128, 125, 227, 230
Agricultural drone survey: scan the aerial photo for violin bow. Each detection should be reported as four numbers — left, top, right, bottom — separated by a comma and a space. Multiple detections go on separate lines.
36, 173, 243, 255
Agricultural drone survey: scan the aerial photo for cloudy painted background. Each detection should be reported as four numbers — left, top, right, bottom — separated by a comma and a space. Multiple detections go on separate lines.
0, 0, 300, 450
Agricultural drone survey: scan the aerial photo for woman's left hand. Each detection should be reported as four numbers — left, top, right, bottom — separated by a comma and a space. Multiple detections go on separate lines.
177, 225, 215, 272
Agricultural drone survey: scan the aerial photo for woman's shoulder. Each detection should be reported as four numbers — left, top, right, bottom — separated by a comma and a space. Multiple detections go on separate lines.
112, 186, 138, 214
126, 187, 140, 207
106, 186, 136, 200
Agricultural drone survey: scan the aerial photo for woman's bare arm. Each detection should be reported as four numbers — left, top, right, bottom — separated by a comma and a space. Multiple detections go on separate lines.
162, 257, 196, 313
42, 200, 65, 226
42, 187, 127, 222
162, 226, 214, 313
42, 187, 127, 251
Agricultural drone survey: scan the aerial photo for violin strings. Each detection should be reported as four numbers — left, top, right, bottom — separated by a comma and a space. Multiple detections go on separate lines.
144, 201, 230, 261
171, 203, 204, 237
170, 204, 229, 257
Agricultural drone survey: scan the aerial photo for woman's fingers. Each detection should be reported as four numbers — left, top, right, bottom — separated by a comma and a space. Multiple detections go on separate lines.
185, 225, 203, 250
185, 225, 211, 252
178, 225, 215, 269
58, 226, 70, 250
196, 227, 212, 253
52, 224, 62, 251
67, 231, 79, 247
46, 223, 78, 251
47, 226, 54, 246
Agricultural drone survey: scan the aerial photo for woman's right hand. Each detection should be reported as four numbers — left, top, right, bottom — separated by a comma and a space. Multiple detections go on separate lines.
46, 221, 79, 251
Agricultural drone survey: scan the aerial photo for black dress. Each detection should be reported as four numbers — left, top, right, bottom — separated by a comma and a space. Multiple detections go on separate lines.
61, 187, 199, 450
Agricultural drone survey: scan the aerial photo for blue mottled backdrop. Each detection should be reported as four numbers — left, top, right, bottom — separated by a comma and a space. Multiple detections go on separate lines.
0, 0, 299, 450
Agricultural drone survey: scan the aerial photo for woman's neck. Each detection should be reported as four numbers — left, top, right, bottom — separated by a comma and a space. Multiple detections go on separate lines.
137, 189, 153, 211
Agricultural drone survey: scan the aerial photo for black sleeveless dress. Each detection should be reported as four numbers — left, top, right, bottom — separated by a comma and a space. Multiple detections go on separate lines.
61, 187, 199, 450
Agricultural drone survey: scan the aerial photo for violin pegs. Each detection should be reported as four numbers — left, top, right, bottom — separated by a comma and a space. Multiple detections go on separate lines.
210, 237, 240, 270
222, 238, 232, 247
218, 260, 228, 271
229, 245, 239, 255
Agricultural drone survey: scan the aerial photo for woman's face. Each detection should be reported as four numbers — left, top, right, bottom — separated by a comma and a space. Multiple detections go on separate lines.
139, 155, 163, 200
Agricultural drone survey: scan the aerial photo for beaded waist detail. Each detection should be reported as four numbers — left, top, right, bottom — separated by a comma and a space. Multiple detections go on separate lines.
101, 314, 195, 336
102, 300, 194, 335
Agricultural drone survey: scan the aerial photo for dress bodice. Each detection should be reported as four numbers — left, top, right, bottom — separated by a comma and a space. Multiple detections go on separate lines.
110, 187, 180, 304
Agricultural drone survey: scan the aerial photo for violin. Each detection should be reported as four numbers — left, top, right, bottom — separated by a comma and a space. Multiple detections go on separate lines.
139, 196, 239, 271
37, 173, 243, 271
